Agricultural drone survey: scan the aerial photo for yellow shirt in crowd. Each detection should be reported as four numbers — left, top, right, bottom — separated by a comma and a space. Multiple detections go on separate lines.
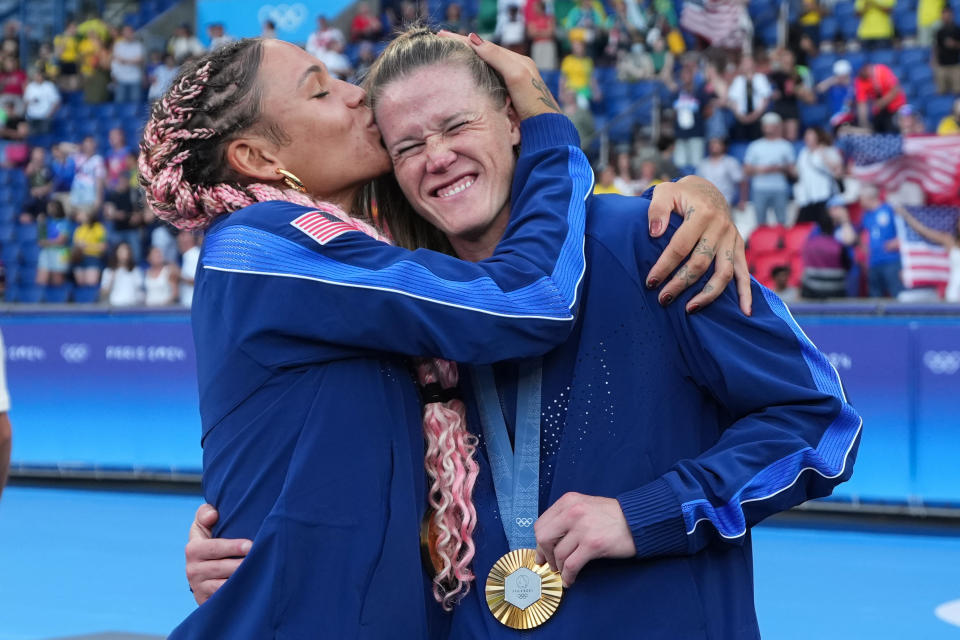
918, 0, 945, 28
593, 183, 623, 195
937, 116, 960, 134
561, 54, 594, 95
855, 0, 895, 39
53, 33, 78, 63
73, 222, 106, 258
800, 0, 821, 26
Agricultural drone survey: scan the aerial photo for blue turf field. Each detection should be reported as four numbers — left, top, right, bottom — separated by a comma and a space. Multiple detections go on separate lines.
0, 487, 958, 639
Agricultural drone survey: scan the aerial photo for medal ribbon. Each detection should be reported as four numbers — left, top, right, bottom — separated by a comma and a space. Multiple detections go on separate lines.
471, 358, 542, 550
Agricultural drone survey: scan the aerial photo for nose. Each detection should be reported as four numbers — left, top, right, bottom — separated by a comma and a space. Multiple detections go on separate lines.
424, 137, 456, 174
340, 80, 367, 108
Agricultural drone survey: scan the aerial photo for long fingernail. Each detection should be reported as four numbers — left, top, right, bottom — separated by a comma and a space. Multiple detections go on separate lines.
660, 293, 674, 306
688, 303, 700, 313
650, 220, 662, 235
646, 277, 660, 289
469, 32, 483, 45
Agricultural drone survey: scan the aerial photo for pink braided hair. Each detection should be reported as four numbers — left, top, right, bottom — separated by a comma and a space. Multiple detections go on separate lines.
139, 40, 479, 606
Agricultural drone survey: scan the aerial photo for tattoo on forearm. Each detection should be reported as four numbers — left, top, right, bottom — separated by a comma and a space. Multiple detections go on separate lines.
531, 78, 561, 113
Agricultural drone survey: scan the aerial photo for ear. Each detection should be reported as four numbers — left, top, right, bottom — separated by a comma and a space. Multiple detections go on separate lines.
504, 96, 522, 147
225, 137, 284, 184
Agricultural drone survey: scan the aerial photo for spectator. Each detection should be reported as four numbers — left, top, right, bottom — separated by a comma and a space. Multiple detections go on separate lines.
617, 36, 654, 82
934, 6, 960, 94
78, 31, 111, 104
168, 24, 204, 64
635, 157, 663, 193
110, 25, 144, 103
67, 136, 106, 217
855, 0, 895, 50
892, 201, 960, 302
177, 230, 201, 307
144, 245, 180, 306
350, 3, 382, 43
351, 41, 377, 84
53, 20, 80, 90
593, 164, 623, 194
859, 184, 902, 298
936, 96, 960, 133
0, 55, 26, 115
50, 142, 76, 196
305, 16, 344, 59
896, 104, 926, 135
613, 149, 642, 195
71, 209, 106, 287
148, 53, 178, 102
702, 60, 733, 141
495, 4, 528, 55
77, 12, 110, 42
527, 0, 557, 70
771, 265, 799, 302
561, 29, 599, 107
727, 55, 771, 141
104, 131, 141, 260
207, 23, 234, 50
768, 48, 814, 142
563, 0, 609, 54
35, 198, 72, 288
647, 28, 676, 91
795, 126, 843, 226
101, 241, 144, 306
854, 62, 905, 133
800, 197, 855, 299
697, 137, 744, 206
441, 3, 471, 35
23, 68, 60, 134
318, 38, 353, 81
36, 42, 60, 80
0, 107, 29, 168
918, 0, 946, 47
672, 65, 709, 169
21, 147, 54, 222
816, 59, 855, 129
796, 0, 823, 46
600, 0, 634, 66
558, 85, 595, 149
744, 112, 796, 226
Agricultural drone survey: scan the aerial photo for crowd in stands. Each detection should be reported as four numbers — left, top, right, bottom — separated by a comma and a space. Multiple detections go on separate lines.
1, 0, 959, 305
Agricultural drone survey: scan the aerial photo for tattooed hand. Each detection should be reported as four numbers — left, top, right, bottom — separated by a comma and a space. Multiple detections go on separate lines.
438, 31, 561, 120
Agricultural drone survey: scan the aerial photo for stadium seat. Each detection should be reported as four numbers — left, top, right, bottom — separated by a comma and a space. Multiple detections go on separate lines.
15, 223, 38, 245
833, 1, 856, 21
784, 222, 815, 253
728, 141, 750, 164
747, 224, 784, 255
1, 243, 18, 265
0, 203, 15, 222
19, 244, 40, 266
819, 16, 838, 41
540, 69, 560, 99
913, 80, 938, 101
751, 250, 791, 288
16, 265, 37, 284
897, 11, 918, 37
844, 51, 867, 73
629, 81, 656, 100
17, 284, 42, 303
799, 103, 829, 128
43, 283, 73, 304
602, 81, 631, 101
3, 285, 18, 302
810, 55, 836, 83
839, 16, 859, 40
900, 48, 931, 68
0, 222, 13, 244
869, 49, 897, 67
924, 94, 955, 120
73, 285, 101, 304
758, 22, 779, 47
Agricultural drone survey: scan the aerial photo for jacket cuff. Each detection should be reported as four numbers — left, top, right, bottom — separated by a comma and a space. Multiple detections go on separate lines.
616, 478, 690, 559
520, 113, 581, 154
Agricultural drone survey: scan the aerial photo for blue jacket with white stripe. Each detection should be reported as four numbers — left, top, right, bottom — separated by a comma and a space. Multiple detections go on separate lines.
447, 194, 862, 640
167, 114, 592, 639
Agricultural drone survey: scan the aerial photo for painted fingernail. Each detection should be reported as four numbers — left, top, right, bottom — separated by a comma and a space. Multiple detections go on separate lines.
646, 277, 660, 289
688, 303, 701, 313
660, 293, 674, 306
650, 220, 663, 235
469, 32, 483, 45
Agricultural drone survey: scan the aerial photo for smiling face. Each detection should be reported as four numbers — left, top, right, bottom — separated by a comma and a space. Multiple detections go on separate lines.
375, 63, 521, 256
254, 40, 391, 206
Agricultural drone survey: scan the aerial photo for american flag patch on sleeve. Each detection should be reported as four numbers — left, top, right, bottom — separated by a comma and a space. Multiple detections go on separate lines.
290, 210, 358, 245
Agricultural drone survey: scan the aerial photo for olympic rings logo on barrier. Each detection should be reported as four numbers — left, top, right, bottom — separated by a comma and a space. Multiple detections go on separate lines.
825, 352, 853, 370
60, 343, 90, 363
516, 517, 534, 527
257, 3, 308, 31
923, 351, 960, 375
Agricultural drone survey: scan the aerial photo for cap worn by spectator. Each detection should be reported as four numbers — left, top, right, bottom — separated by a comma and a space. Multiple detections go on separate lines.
761, 112, 782, 126
833, 60, 852, 77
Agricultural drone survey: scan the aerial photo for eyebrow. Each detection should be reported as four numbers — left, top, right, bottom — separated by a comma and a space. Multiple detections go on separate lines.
297, 64, 323, 89
388, 111, 475, 148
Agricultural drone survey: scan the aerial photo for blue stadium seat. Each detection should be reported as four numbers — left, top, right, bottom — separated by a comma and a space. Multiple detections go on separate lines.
602, 81, 631, 101
3, 285, 18, 302
811, 55, 837, 83
913, 80, 938, 101
16, 265, 37, 284
119, 103, 142, 120
834, 1, 856, 21
595, 66, 618, 87
897, 11, 918, 37
17, 284, 42, 303
924, 94, 955, 121
728, 141, 750, 164
541, 69, 560, 99
1, 243, 18, 265
839, 17, 859, 40
629, 81, 656, 100
901, 48, 931, 68
845, 51, 867, 73
73, 285, 101, 304
15, 223, 38, 245
819, 16, 839, 41
759, 22, 779, 47
910, 64, 935, 86
19, 244, 40, 266
0, 203, 16, 222
0, 222, 13, 243
799, 103, 829, 128
43, 283, 73, 303
869, 49, 897, 67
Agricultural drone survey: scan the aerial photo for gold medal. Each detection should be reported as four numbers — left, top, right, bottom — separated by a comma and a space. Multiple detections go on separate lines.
485, 548, 563, 629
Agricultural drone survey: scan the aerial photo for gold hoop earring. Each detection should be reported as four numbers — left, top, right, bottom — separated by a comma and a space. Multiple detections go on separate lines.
276, 168, 307, 193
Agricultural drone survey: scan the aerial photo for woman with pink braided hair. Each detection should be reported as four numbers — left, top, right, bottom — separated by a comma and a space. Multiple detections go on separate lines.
149, 35, 749, 639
